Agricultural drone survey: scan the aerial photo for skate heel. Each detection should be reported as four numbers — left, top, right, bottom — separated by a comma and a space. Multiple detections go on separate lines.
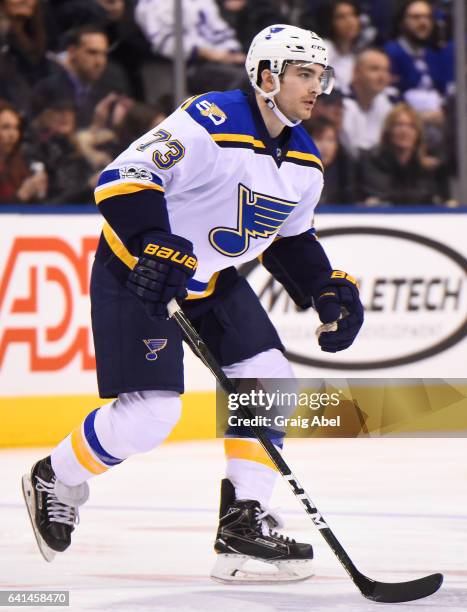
211, 553, 248, 582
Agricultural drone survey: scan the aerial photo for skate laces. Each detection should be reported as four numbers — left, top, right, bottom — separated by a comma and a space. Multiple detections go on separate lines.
254, 506, 293, 541
35, 476, 79, 527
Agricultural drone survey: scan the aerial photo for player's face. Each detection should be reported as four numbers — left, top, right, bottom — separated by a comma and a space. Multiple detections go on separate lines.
276, 64, 325, 122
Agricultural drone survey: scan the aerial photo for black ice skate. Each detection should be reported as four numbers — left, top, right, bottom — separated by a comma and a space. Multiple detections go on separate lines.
211, 479, 314, 584
22, 456, 89, 562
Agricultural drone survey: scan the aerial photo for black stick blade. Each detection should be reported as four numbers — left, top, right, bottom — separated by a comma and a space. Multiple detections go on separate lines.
357, 572, 444, 603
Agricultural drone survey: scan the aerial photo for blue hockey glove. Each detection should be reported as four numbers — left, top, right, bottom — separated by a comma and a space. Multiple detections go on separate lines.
126, 231, 197, 318
313, 270, 364, 352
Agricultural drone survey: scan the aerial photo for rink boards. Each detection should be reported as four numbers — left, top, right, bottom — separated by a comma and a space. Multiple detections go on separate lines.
0, 208, 466, 446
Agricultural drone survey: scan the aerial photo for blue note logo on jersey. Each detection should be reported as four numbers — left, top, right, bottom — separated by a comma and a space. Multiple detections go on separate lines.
209, 184, 298, 257
143, 339, 167, 361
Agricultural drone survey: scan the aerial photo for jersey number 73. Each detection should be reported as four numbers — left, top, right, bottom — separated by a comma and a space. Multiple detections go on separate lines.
136, 129, 185, 169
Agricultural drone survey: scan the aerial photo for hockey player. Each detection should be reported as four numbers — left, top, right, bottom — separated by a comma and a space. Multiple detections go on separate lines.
22, 25, 364, 583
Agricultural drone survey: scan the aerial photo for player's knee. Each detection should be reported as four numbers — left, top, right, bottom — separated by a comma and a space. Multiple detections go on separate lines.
101, 390, 182, 455
224, 349, 298, 419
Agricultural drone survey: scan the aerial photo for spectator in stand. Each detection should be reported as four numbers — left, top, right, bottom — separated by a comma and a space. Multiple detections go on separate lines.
362, 0, 397, 44
0, 53, 33, 116
113, 99, 169, 151
32, 25, 130, 128
218, 0, 286, 51
356, 102, 451, 206
0, 100, 48, 204
311, 88, 345, 132
135, 0, 247, 94
304, 116, 355, 204
94, 0, 152, 99
74, 95, 169, 191
316, 0, 372, 93
218, 1, 325, 51
0, 0, 56, 87
46, 0, 151, 99
383, 0, 453, 115
74, 92, 136, 174
23, 98, 96, 204
341, 48, 394, 158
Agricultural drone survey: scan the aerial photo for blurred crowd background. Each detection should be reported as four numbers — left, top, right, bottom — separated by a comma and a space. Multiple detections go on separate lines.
0, 0, 464, 207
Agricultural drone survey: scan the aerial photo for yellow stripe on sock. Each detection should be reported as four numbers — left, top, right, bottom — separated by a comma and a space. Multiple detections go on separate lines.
224, 438, 278, 471
71, 427, 108, 475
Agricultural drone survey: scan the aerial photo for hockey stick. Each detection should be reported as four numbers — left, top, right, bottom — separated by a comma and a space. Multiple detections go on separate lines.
168, 298, 443, 603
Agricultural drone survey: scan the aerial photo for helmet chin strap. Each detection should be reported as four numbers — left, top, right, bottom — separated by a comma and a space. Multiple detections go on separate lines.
252, 74, 302, 128
264, 97, 301, 128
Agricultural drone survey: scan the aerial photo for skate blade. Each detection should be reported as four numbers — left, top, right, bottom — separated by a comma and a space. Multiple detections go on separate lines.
21, 473, 56, 563
211, 553, 314, 584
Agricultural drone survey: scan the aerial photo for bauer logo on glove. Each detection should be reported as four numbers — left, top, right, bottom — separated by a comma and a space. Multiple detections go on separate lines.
312, 270, 364, 353
127, 231, 197, 318
143, 242, 198, 271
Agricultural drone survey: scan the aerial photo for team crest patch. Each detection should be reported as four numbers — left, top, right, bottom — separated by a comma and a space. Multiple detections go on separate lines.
196, 100, 227, 126
143, 339, 167, 361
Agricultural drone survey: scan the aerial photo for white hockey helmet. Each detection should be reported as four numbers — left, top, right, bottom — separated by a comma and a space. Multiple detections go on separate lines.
246, 24, 334, 126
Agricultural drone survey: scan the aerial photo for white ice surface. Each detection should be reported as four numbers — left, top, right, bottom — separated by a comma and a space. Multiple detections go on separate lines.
1, 438, 466, 611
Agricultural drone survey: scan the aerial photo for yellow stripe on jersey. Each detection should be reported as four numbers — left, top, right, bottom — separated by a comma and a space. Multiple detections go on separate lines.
186, 271, 220, 301
224, 438, 278, 471
71, 427, 108, 475
211, 133, 266, 149
103, 222, 137, 270
286, 150, 323, 170
180, 93, 205, 111
95, 181, 164, 205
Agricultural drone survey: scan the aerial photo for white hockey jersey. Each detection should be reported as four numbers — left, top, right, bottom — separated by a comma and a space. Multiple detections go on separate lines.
94, 89, 324, 299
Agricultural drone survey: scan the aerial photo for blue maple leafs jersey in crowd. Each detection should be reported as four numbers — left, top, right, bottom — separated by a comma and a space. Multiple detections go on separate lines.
94, 89, 324, 299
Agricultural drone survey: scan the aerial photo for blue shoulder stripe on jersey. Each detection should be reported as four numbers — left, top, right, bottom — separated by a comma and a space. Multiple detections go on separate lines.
97, 168, 163, 188
183, 89, 323, 166
183, 89, 256, 137
83, 409, 123, 467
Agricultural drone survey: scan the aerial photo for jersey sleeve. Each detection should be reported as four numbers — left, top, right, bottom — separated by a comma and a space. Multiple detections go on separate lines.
94, 109, 217, 254
261, 230, 332, 309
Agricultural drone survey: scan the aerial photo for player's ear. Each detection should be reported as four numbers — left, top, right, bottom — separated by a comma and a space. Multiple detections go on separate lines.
260, 69, 275, 92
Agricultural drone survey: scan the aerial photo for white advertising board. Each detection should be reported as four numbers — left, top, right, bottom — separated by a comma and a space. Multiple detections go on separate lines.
245, 213, 467, 377
0, 212, 465, 398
